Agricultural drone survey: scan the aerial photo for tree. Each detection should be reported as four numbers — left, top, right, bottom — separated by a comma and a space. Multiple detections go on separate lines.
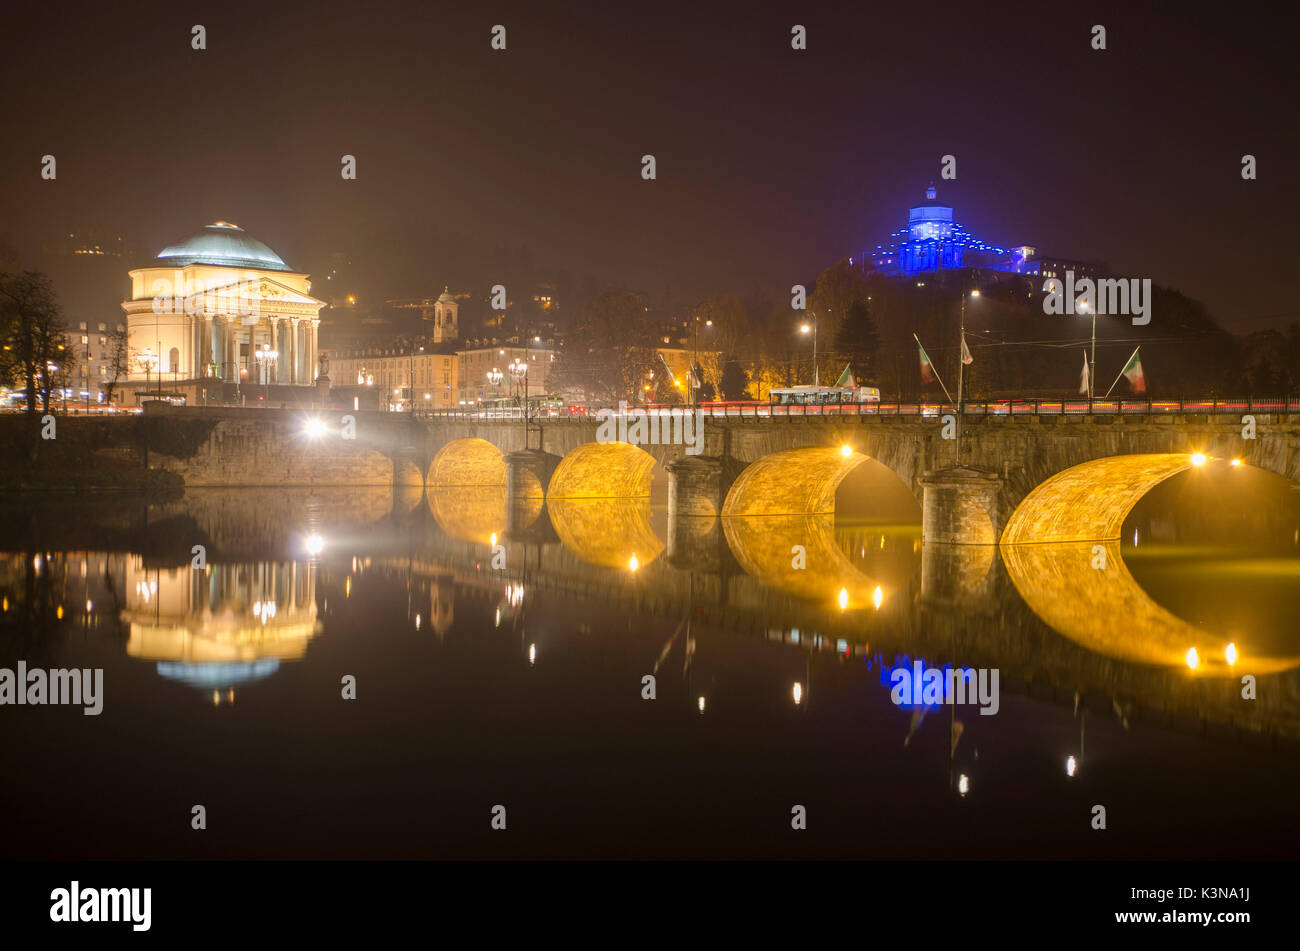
102, 323, 131, 407
693, 294, 747, 393
719, 355, 750, 400
547, 290, 652, 404
0, 271, 72, 416
834, 298, 880, 380
807, 258, 870, 370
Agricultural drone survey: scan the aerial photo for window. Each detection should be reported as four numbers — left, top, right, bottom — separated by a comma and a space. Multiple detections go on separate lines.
98, 323, 106, 332
168, 347, 180, 373
79, 322, 86, 331
81, 335, 89, 345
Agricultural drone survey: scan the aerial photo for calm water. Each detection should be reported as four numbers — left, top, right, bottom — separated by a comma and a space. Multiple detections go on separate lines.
3, 465, 1299, 860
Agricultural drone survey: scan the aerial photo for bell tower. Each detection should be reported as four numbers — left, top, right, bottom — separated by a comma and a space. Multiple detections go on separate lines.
433, 287, 459, 344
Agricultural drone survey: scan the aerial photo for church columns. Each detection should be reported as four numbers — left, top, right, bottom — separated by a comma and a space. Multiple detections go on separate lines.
308, 319, 318, 381
288, 318, 299, 384
271, 318, 281, 384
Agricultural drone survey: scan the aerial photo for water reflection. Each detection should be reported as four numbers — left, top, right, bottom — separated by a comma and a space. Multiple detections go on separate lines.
427, 485, 508, 544
124, 558, 322, 699
547, 497, 665, 569
3, 477, 1300, 738
722, 513, 888, 608
1002, 541, 1300, 675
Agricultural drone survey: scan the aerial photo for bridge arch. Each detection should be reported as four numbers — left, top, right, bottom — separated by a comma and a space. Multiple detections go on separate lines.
722, 513, 888, 608
1002, 452, 1212, 544
427, 437, 506, 487
547, 441, 658, 499
721, 447, 910, 518
548, 498, 665, 569
1002, 541, 1300, 675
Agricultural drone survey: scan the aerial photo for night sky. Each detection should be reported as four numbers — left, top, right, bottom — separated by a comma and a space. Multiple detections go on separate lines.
1, 1, 1296, 329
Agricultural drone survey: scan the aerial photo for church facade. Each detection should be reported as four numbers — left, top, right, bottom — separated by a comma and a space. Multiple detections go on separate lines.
122, 222, 326, 404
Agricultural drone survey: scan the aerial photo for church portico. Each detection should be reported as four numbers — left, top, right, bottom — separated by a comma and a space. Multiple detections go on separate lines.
122, 222, 325, 405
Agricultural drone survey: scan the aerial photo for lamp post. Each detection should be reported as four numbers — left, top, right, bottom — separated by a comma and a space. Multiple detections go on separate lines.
508, 357, 527, 430
487, 367, 504, 414
691, 316, 712, 406
955, 287, 980, 461
254, 343, 279, 388
799, 314, 818, 386
136, 348, 157, 403
1080, 298, 1096, 401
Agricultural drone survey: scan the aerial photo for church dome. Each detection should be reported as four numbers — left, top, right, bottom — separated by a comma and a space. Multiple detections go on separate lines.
156, 221, 291, 271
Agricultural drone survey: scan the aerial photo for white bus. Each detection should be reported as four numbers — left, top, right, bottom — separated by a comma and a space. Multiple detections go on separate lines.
768, 384, 881, 406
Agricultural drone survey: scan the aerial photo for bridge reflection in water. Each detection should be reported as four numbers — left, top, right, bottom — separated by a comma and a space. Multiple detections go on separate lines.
4, 479, 1299, 742
1002, 541, 1300, 677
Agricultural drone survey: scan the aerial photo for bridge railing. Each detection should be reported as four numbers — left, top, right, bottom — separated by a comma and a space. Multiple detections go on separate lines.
413, 398, 1300, 420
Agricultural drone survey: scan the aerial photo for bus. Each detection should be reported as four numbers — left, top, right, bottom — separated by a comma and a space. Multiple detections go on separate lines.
768, 384, 881, 407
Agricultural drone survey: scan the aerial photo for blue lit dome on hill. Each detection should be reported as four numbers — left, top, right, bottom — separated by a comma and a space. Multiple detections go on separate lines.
155, 221, 291, 271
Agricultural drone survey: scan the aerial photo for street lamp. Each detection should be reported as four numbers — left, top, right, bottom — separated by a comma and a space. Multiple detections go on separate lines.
953, 285, 982, 462
800, 315, 818, 386
508, 357, 528, 427
136, 348, 158, 399
1079, 298, 1096, 401
690, 316, 713, 406
253, 343, 279, 387
508, 357, 527, 395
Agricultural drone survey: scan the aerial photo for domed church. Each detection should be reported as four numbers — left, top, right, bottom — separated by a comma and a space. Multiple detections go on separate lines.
122, 222, 326, 405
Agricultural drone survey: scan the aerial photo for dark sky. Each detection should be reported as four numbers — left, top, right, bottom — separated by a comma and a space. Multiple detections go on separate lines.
1, 0, 1296, 329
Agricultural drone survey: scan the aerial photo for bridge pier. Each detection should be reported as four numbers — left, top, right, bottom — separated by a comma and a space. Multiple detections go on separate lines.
919, 466, 1002, 545
666, 456, 728, 519
504, 449, 559, 534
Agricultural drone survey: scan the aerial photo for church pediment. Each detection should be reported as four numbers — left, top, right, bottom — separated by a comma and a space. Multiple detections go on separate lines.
208, 277, 324, 307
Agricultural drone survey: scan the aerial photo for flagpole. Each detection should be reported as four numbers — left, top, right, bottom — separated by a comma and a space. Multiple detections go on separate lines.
913, 333, 954, 405
1104, 346, 1141, 399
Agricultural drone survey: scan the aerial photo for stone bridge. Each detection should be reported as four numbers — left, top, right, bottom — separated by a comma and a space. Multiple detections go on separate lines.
140, 403, 1300, 552
410, 411, 1300, 548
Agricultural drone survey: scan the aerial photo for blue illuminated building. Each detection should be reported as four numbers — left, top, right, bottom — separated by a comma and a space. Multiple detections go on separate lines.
864, 185, 1040, 278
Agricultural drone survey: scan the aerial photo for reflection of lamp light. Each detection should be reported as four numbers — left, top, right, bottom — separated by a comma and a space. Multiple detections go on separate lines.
1185, 647, 1199, 669
697, 696, 706, 713
840, 444, 852, 458
528, 643, 536, 666
1225, 642, 1238, 666
792, 683, 803, 705
305, 534, 324, 556
1066, 756, 1077, 777
628, 555, 639, 572
872, 585, 883, 610
837, 587, 848, 610
957, 774, 970, 796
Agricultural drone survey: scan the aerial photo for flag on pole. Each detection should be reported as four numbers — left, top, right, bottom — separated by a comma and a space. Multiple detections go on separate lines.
833, 364, 856, 388
1079, 350, 1090, 396
917, 339, 936, 383
960, 332, 973, 366
1120, 347, 1146, 393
